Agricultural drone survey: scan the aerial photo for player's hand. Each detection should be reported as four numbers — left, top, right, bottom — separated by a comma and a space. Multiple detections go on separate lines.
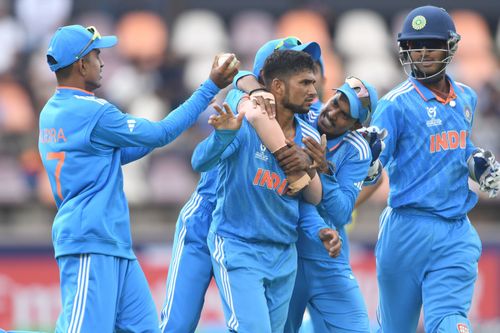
357, 126, 388, 162
249, 89, 276, 119
208, 102, 245, 131
209, 54, 240, 89
468, 149, 500, 198
357, 126, 387, 184
274, 139, 312, 175
318, 228, 342, 258
304, 134, 330, 175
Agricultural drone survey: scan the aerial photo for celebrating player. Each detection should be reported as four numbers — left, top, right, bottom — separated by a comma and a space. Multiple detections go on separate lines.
192, 50, 341, 333
236, 38, 385, 332
38, 24, 238, 332
159, 37, 325, 333
283, 77, 379, 333
371, 6, 500, 332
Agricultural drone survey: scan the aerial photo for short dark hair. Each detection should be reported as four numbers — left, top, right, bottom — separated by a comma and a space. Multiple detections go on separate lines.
262, 50, 315, 88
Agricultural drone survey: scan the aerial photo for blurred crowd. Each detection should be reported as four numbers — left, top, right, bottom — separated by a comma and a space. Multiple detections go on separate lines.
0, 0, 499, 206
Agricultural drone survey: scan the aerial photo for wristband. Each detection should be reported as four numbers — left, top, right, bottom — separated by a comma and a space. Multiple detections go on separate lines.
248, 88, 269, 95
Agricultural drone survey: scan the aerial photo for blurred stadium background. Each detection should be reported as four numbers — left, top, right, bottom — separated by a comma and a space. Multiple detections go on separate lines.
0, 0, 499, 331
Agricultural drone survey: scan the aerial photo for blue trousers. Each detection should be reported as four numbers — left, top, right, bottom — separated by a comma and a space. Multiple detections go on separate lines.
208, 231, 297, 333
56, 254, 159, 333
160, 193, 214, 333
376, 207, 481, 333
285, 258, 370, 333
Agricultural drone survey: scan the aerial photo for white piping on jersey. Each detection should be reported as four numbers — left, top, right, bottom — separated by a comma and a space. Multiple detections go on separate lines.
213, 234, 239, 331
378, 206, 392, 240
297, 117, 321, 143
455, 81, 471, 91
68, 254, 91, 333
74, 95, 107, 105
344, 131, 369, 160
307, 109, 320, 123
160, 193, 203, 330
387, 84, 415, 102
382, 81, 412, 101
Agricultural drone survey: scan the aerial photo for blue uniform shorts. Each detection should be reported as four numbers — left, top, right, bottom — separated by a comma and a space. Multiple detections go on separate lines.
160, 193, 214, 333
286, 258, 370, 333
56, 253, 159, 333
208, 231, 297, 333
376, 207, 481, 333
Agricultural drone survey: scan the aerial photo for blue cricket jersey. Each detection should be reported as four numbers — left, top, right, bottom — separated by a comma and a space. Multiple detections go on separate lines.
297, 127, 371, 263
192, 89, 324, 245
371, 75, 478, 219
38, 80, 219, 259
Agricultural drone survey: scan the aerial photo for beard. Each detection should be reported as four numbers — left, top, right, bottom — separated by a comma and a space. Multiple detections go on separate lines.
282, 91, 310, 114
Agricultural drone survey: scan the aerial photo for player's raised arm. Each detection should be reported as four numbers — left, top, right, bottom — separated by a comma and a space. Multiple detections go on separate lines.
90, 54, 239, 151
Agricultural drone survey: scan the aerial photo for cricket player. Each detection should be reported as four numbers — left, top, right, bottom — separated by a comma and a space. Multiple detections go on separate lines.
236, 39, 385, 332
192, 50, 341, 333
38, 24, 237, 332
159, 37, 324, 333
283, 77, 379, 333
371, 6, 500, 332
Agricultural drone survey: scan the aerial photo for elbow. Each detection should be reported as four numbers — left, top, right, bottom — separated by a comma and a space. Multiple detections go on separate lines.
191, 154, 205, 172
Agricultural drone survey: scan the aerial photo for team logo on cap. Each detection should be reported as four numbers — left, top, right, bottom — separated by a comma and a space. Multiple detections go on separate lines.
457, 323, 469, 333
412, 15, 427, 30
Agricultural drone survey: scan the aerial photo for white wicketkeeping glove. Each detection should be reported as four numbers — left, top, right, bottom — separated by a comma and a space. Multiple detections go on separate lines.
357, 126, 388, 185
467, 148, 500, 198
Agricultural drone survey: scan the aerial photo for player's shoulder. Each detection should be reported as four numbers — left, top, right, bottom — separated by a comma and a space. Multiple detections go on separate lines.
380, 79, 415, 103
296, 116, 320, 143
342, 131, 371, 162
454, 80, 477, 100
72, 94, 111, 108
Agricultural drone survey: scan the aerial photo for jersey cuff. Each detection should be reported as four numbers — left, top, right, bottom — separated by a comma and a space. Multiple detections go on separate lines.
202, 79, 220, 94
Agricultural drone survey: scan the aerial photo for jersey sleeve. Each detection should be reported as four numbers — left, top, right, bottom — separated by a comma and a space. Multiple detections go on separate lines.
91, 79, 219, 149
298, 201, 332, 243
320, 145, 371, 227
370, 99, 403, 168
191, 129, 240, 172
232, 70, 256, 90
120, 147, 153, 165
191, 88, 250, 172
465, 87, 478, 159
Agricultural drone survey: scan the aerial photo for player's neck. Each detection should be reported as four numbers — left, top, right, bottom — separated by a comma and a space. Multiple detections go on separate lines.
57, 77, 88, 91
275, 107, 296, 137
420, 75, 449, 95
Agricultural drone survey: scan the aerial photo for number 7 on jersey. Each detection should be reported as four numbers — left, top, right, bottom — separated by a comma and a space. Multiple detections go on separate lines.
47, 152, 65, 200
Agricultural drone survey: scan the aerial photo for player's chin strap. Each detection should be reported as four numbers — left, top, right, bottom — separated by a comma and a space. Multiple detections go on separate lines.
357, 126, 388, 185
467, 148, 500, 198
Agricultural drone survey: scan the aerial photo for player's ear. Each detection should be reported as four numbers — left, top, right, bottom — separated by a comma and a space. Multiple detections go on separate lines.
271, 78, 284, 97
76, 58, 87, 76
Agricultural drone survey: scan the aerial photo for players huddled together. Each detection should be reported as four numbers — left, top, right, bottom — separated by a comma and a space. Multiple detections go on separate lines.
39, 5, 500, 333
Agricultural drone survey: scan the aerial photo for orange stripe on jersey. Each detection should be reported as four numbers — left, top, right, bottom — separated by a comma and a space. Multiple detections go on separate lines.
57, 86, 95, 95
409, 81, 428, 101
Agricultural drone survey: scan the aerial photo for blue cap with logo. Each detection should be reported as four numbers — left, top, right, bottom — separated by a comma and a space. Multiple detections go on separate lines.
397, 6, 457, 42
252, 37, 321, 77
336, 77, 378, 124
47, 25, 118, 72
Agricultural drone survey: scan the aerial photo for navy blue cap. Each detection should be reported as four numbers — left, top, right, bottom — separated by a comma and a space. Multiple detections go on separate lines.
47, 25, 117, 72
398, 6, 456, 41
252, 37, 321, 77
